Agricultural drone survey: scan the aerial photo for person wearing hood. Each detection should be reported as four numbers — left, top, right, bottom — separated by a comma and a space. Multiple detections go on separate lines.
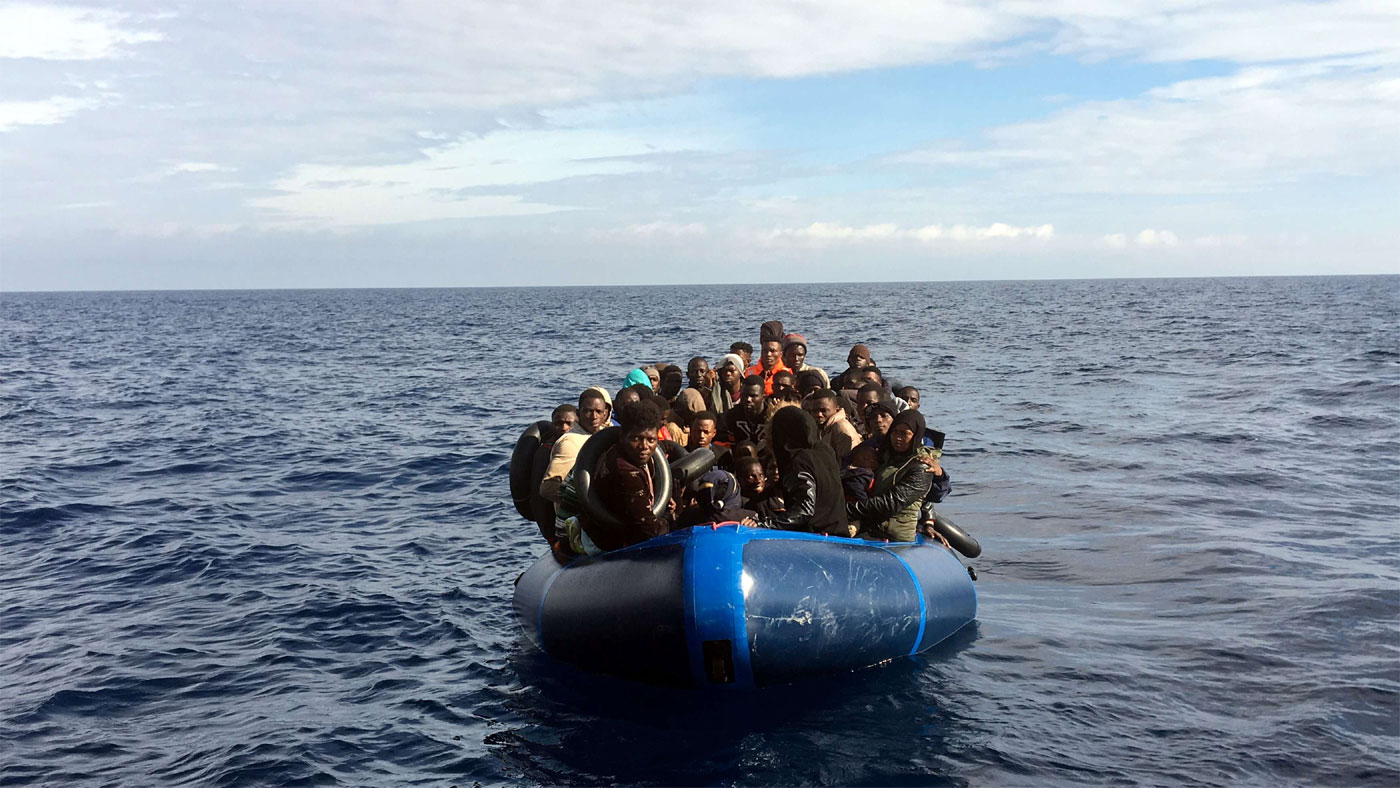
623, 367, 652, 391
832, 344, 874, 393
675, 469, 757, 529
710, 353, 745, 415
847, 409, 933, 542
746, 320, 792, 395
758, 407, 847, 535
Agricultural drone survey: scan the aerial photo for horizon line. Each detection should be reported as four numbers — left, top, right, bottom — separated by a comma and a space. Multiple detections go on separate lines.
1, 270, 1395, 295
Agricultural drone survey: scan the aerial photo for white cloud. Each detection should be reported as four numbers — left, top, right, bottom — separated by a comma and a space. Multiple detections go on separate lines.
760, 221, 1055, 245
899, 61, 1400, 194
1135, 228, 1179, 246
251, 126, 693, 227
0, 95, 96, 131
0, 4, 161, 60
168, 162, 235, 174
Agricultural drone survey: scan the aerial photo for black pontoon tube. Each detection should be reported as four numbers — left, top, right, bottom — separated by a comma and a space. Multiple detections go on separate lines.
510, 420, 553, 521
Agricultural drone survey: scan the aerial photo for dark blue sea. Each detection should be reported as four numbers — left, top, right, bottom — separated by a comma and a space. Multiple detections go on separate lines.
2, 276, 1397, 786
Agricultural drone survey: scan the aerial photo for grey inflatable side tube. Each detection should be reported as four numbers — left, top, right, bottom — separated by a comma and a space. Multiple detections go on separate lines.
669, 446, 716, 491
573, 427, 672, 530
932, 511, 981, 558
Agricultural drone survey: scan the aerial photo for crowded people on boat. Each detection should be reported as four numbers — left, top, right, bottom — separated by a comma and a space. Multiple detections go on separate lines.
525, 326, 957, 554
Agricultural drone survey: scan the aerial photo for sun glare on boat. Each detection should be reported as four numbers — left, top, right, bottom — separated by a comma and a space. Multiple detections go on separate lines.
741, 570, 754, 599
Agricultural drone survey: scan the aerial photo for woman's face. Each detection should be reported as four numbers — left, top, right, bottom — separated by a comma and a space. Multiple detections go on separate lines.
889, 425, 915, 453
622, 427, 659, 466
868, 410, 893, 436
645, 369, 661, 391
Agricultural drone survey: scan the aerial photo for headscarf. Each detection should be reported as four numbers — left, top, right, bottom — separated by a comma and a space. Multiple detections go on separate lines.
624, 368, 651, 389
674, 387, 705, 419
884, 409, 927, 462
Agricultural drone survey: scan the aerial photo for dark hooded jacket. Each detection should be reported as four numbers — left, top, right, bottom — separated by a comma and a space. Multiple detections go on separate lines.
762, 407, 847, 535
847, 409, 932, 542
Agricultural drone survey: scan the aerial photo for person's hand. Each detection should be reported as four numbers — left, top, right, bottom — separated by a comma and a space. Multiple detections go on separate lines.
740, 516, 758, 526
920, 455, 943, 476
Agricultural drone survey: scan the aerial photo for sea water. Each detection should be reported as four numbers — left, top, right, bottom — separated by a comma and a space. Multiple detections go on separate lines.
2, 276, 1397, 785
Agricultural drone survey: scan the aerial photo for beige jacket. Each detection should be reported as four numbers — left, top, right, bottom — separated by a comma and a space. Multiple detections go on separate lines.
820, 407, 860, 463
539, 424, 592, 504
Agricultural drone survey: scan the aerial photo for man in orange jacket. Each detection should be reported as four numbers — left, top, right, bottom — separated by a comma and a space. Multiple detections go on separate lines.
746, 319, 791, 395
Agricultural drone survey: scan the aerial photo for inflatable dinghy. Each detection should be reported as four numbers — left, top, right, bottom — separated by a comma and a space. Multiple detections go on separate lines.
513, 524, 976, 689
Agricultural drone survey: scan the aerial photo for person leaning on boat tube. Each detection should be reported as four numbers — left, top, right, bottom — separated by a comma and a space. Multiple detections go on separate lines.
847, 409, 935, 542
576, 398, 674, 553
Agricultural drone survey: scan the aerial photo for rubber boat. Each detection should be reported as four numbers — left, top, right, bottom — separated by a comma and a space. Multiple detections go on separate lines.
509, 421, 979, 688
513, 524, 976, 688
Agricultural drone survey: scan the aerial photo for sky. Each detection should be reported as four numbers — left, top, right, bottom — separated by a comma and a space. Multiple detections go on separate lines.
1, 1, 1397, 291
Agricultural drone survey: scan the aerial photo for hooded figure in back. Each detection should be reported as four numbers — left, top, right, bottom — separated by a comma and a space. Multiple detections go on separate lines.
760, 407, 847, 535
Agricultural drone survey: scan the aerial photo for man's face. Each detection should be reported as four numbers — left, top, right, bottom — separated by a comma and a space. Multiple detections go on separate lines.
734, 347, 752, 366
867, 409, 893, 436
855, 391, 880, 420
848, 352, 869, 370
622, 426, 659, 466
689, 418, 717, 448
552, 411, 577, 433
717, 363, 741, 390
904, 389, 920, 410
645, 369, 661, 391
687, 360, 710, 388
760, 341, 782, 370
772, 372, 795, 394
861, 369, 882, 386
739, 463, 765, 495
578, 399, 610, 433
740, 383, 765, 415
782, 343, 806, 370
806, 398, 837, 427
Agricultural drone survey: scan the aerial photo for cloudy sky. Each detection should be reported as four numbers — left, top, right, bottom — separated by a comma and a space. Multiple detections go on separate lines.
2, 1, 1397, 290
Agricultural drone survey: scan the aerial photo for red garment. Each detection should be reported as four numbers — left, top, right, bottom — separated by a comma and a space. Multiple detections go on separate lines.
745, 360, 792, 395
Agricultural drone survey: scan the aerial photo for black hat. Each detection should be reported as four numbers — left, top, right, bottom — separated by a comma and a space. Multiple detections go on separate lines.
760, 320, 785, 345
